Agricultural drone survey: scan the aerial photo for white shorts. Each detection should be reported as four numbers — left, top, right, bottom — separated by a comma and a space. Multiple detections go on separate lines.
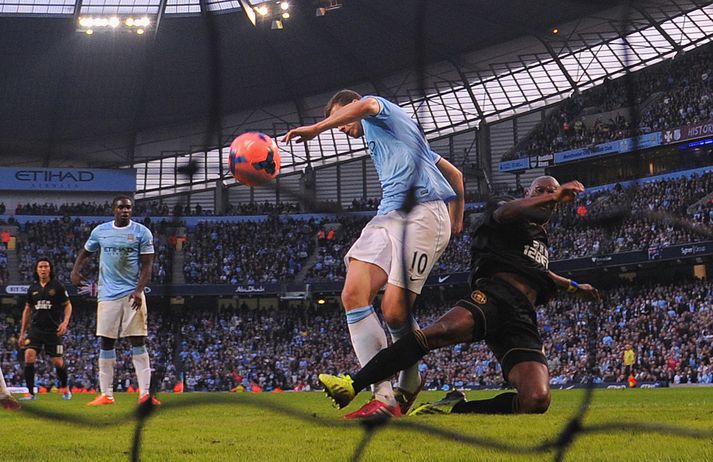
344, 200, 451, 294
96, 293, 148, 339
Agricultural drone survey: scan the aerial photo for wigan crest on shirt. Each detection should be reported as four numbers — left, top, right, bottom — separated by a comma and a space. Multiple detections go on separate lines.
470, 290, 487, 305
48, 289, 56, 296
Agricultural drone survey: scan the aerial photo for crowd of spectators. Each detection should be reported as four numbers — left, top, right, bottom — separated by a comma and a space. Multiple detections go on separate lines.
305, 218, 369, 282
183, 218, 317, 285
0, 244, 8, 285
17, 219, 101, 286
16, 218, 172, 286
1, 278, 710, 392
505, 43, 713, 161
547, 171, 713, 259
0, 305, 177, 393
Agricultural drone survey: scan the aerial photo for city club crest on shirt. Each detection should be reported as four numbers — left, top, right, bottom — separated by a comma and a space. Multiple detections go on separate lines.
127, 234, 135, 242
470, 290, 487, 305
48, 289, 56, 296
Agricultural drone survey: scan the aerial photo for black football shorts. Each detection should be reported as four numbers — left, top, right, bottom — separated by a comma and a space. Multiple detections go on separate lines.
457, 277, 547, 380
25, 329, 64, 357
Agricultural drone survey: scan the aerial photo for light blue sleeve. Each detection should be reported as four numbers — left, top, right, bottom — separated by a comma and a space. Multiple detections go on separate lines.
84, 226, 100, 253
140, 226, 155, 254
364, 96, 391, 121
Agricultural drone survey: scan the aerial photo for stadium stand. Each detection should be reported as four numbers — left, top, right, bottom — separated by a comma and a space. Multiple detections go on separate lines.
1, 278, 711, 391
504, 42, 713, 161
182, 218, 317, 284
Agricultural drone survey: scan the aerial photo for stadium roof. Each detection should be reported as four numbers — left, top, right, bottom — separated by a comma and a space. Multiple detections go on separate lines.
2, 0, 713, 199
0, 0, 631, 163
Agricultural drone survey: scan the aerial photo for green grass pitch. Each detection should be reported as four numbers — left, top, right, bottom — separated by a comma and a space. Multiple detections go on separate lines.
1, 389, 711, 461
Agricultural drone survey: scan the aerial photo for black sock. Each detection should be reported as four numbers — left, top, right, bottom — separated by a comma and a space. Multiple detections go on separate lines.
24, 364, 36, 395
452, 392, 518, 414
352, 330, 429, 393
56, 365, 68, 388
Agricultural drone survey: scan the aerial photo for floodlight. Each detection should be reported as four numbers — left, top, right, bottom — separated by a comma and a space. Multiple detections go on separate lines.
136, 28, 145, 35
255, 5, 269, 16
109, 17, 120, 28
85, 29, 93, 35
125, 17, 134, 26
281, 12, 289, 18
280, 2, 289, 10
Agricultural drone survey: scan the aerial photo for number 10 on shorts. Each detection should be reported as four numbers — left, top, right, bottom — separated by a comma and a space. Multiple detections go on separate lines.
410, 252, 429, 275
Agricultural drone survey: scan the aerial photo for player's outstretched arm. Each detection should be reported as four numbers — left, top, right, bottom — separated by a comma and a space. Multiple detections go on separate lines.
70, 248, 93, 287
282, 98, 380, 144
494, 180, 585, 224
548, 270, 601, 302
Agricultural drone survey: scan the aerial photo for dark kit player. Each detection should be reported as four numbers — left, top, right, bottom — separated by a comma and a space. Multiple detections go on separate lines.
319, 176, 601, 415
19, 258, 73, 400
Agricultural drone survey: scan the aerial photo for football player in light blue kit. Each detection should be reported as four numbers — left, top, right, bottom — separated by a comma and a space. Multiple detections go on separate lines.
284, 90, 464, 419
71, 196, 159, 406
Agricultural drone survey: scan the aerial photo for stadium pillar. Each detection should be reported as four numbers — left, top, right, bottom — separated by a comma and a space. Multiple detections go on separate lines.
214, 179, 228, 215
300, 167, 316, 212
478, 121, 492, 196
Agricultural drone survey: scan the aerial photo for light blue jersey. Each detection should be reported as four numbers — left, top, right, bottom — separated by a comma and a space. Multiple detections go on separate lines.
84, 220, 154, 301
362, 96, 456, 215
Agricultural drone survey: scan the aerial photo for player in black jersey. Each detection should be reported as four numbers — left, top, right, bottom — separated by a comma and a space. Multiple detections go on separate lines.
319, 176, 601, 415
18, 258, 73, 400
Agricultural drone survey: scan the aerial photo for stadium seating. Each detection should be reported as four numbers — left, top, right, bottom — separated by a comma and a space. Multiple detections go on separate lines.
1, 278, 711, 391
182, 218, 317, 284
504, 43, 713, 161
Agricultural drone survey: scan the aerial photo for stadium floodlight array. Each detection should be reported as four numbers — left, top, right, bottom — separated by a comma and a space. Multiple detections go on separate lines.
240, 0, 290, 29
76, 16, 152, 35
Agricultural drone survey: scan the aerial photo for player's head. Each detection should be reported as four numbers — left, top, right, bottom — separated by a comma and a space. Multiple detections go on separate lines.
112, 195, 133, 225
34, 258, 53, 282
525, 176, 561, 224
325, 89, 363, 138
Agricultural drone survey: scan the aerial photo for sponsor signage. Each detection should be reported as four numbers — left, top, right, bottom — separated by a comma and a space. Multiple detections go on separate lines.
0, 167, 136, 192
2, 241, 710, 297
554, 132, 661, 164
500, 132, 661, 172
550, 241, 713, 273
663, 119, 713, 144
498, 157, 529, 172
5, 285, 30, 295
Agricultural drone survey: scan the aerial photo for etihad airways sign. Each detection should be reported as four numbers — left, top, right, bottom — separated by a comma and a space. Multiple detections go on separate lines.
0, 167, 136, 192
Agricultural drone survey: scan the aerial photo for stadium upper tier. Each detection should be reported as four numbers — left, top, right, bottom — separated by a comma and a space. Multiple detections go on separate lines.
2, 1, 713, 204
504, 41, 713, 161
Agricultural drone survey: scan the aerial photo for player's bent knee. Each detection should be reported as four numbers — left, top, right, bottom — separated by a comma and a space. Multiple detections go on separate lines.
129, 336, 146, 347
341, 286, 366, 310
519, 389, 551, 414
25, 349, 37, 363
381, 309, 408, 329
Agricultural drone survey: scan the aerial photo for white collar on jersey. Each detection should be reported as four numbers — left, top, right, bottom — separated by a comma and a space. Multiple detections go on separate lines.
112, 220, 133, 230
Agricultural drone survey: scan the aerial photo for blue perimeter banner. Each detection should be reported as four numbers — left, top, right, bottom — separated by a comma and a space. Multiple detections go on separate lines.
0, 167, 136, 192
553, 132, 661, 164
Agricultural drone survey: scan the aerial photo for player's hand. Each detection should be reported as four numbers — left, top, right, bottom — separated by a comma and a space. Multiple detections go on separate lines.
70, 270, 86, 288
576, 283, 601, 303
553, 181, 585, 203
18, 332, 25, 346
282, 125, 321, 144
130, 289, 144, 311
56, 322, 69, 336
